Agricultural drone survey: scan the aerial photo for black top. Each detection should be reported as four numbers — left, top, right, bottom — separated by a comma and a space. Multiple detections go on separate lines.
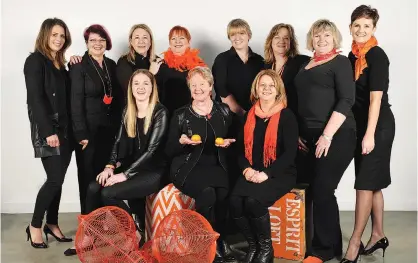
116, 52, 151, 100
24, 51, 72, 157
165, 101, 233, 186
294, 55, 356, 131
155, 63, 190, 116
70, 52, 123, 142
348, 46, 392, 131
108, 103, 169, 179
264, 55, 310, 116
212, 47, 264, 111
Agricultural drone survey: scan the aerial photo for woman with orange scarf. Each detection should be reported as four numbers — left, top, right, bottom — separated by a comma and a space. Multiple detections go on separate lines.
150, 25, 206, 116
229, 70, 298, 263
342, 6, 395, 263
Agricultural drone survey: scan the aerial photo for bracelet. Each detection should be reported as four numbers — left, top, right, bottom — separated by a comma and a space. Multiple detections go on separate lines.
243, 168, 251, 176
322, 134, 333, 142
105, 164, 115, 170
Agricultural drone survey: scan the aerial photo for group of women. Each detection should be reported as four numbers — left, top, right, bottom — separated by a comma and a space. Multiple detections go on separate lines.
23, 4, 395, 263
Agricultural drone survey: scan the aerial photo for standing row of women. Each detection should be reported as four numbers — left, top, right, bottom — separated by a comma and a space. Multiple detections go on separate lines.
23, 4, 395, 263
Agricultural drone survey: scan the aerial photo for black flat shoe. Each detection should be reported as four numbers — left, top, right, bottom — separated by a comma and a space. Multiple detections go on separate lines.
64, 248, 77, 256
26, 226, 48, 249
362, 237, 389, 257
43, 225, 73, 242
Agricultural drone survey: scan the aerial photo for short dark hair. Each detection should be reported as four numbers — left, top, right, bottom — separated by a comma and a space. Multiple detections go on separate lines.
83, 24, 112, 50
351, 5, 380, 27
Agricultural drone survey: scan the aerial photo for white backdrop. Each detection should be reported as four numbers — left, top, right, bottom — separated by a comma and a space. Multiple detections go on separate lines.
1, 0, 417, 213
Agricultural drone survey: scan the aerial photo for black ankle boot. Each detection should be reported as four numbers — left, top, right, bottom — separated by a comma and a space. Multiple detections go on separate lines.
234, 217, 257, 263
250, 213, 273, 263
213, 244, 226, 263
218, 238, 237, 263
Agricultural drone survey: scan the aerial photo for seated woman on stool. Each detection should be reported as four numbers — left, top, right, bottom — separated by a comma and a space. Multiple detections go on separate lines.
165, 66, 237, 263
64, 69, 168, 256
230, 69, 299, 263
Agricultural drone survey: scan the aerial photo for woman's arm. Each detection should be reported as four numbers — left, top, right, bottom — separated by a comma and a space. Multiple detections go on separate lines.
116, 57, 133, 101
70, 64, 89, 142
123, 108, 169, 179
108, 116, 124, 167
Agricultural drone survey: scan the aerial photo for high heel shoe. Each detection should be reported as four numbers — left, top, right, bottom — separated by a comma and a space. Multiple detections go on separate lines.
362, 237, 389, 257
26, 226, 48, 249
64, 248, 77, 256
43, 225, 73, 242
340, 242, 364, 263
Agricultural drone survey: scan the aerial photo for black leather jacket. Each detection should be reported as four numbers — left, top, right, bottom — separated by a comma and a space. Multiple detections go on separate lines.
108, 103, 169, 179
166, 101, 233, 186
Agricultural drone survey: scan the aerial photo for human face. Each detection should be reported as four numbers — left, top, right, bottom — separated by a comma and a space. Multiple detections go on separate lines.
87, 33, 106, 57
49, 25, 65, 54
257, 75, 278, 102
169, 34, 190, 55
350, 17, 376, 44
131, 73, 153, 102
229, 30, 250, 51
189, 73, 212, 102
313, 29, 334, 54
130, 28, 151, 57
272, 28, 290, 56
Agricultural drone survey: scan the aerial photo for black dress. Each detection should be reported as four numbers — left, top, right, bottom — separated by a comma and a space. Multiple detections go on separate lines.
349, 46, 395, 190
264, 54, 310, 116
231, 109, 298, 207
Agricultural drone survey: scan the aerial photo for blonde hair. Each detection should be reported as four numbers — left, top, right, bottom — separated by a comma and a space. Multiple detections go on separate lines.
125, 24, 156, 64
227, 18, 252, 39
187, 66, 214, 87
35, 18, 72, 67
250, 69, 287, 106
264, 23, 300, 64
306, 19, 342, 51
124, 69, 159, 137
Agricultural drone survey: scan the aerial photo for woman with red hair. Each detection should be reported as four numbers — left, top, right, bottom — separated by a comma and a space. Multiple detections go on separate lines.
150, 25, 206, 116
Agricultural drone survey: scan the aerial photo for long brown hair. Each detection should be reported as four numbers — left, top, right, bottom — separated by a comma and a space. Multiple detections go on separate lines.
125, 69, 159, 137
264, 23, 299, 64
34, 18, 71, 67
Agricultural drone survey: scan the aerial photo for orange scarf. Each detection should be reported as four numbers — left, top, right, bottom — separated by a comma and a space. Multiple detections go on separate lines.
351, 36, 378, 80
244, 101, 284, 167
163, 47, 206, 72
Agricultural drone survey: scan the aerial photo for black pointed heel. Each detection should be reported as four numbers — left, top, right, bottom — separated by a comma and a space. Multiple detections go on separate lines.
26, 226, 48, 249
340, 242, 364, 263
43, 225, 73, 242
362, 237, 389, 257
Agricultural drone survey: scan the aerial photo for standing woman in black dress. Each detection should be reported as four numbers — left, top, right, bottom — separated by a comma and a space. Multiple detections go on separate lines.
70, 24, 123, 215
342, 5, 395, 262
165, 67, 237, 263
294, 19, 356, 263
230, 70, 299, 263
23, 18, 73, 248
263, 23, 310, 116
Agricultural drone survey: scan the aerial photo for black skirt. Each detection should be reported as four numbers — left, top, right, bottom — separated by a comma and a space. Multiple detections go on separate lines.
354, 112, 395, 190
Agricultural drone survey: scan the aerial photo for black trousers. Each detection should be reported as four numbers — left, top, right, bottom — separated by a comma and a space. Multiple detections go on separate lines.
31, 139, 72, 228
75, 126, 115, 214
298, 128, 356, 261
84, 169, 162, 215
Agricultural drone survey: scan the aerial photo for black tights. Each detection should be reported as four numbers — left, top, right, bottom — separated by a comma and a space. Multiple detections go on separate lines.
194, 187, 228, 233
229, 195, 268, 219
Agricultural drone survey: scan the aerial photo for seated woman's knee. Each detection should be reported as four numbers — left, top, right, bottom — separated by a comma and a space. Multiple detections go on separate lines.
87, 181, 102, 195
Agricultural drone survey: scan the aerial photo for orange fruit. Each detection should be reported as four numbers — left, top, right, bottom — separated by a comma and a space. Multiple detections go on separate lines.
191, 134, 201, 142
215, 137, 224, 145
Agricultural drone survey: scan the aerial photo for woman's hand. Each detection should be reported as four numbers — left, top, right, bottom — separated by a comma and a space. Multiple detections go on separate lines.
96, 168, 114, 186
69, 55, 82, 65
244, 168, 257, 181
79, 139, 89, 150
315, 134, 332, 158
250, 172, 269, 183
179, 134, 202, 145
104, 173, 127, 187
298, 137, 309, 152
149, 58, 163, 75
46, 134, 60, 147
362, 133, 375, 155
215, 138, 236, 148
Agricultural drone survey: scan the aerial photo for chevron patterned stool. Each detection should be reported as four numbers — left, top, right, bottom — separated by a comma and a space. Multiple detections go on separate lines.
145, 183, 196, 241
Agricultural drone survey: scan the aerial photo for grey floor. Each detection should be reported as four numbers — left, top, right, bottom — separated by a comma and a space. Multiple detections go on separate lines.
1, 212, 416, 263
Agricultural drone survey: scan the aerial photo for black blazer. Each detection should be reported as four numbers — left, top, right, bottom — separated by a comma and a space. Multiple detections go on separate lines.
23, 51, 71, 158
165, 101, 233, 186
108, 102, 169, 179
70, 52, 122, 142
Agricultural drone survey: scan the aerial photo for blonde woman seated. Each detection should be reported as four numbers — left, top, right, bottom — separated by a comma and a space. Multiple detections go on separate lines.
230, 70, 299, 263
64, 69, 168, 256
